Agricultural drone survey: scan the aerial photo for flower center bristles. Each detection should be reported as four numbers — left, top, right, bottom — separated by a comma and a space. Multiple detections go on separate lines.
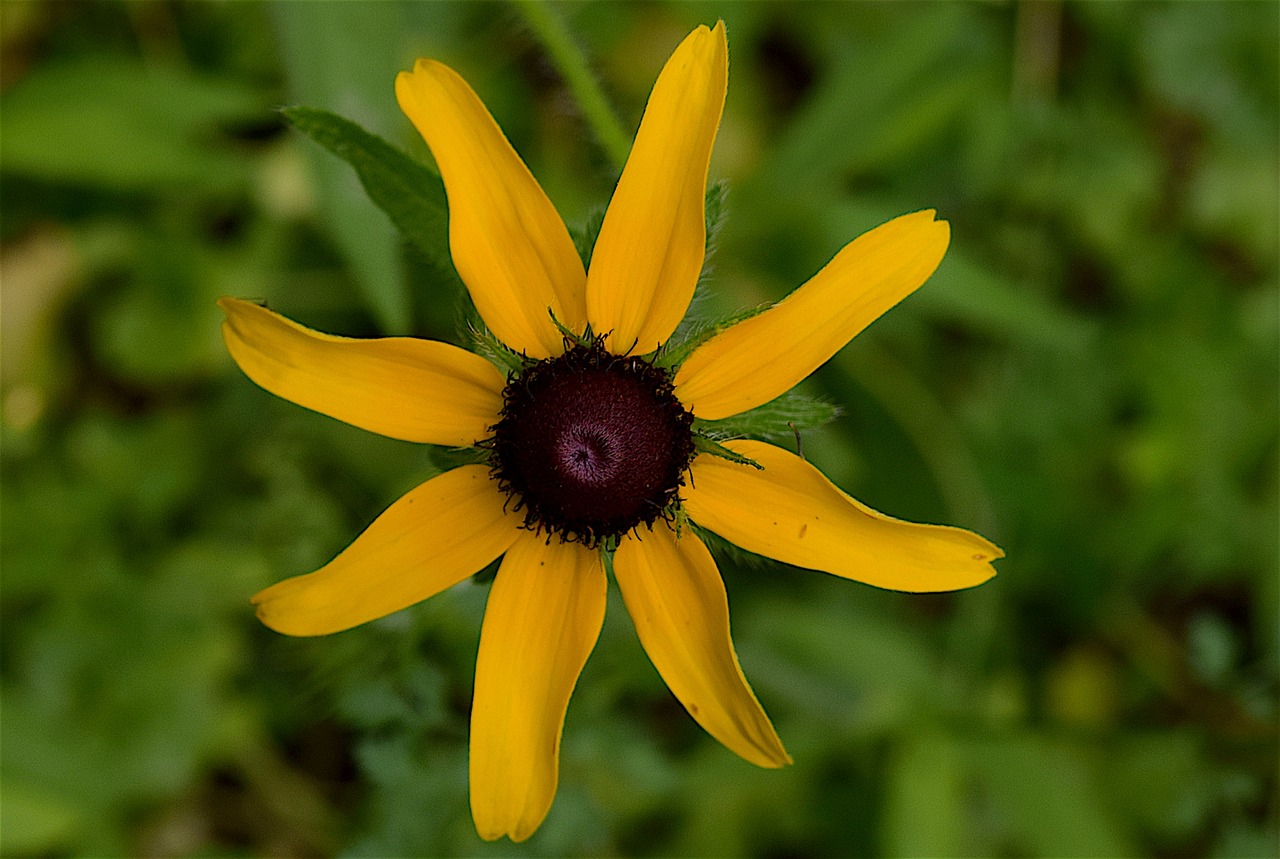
488, 339, 694, 548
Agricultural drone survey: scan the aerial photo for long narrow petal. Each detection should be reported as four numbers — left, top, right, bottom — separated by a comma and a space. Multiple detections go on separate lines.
220, 298, 504, 446
470, 536, 606, 842
252, 467, 519, 635
586, 22, 728, 355
613, 524, 790, 768
396, 61, 586, 357
684, 440, 1001, 591
675, 210, 950, 419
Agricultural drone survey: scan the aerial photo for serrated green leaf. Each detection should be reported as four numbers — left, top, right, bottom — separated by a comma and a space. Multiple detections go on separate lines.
283, 106, 451, 271
694, 390, 841, 443
271, 3, 414, 333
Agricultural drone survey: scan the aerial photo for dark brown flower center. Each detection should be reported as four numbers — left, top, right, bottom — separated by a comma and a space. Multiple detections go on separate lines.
488, 341, 694, 547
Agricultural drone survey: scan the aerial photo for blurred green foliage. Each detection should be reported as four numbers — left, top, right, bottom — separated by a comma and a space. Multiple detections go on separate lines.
1, 1, 1276, 856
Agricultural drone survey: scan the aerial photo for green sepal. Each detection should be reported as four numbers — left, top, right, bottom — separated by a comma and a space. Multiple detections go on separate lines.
668, 503, 693, 538
282, 106, 451, 269
547, 308, 594, 348
703, 179, 728, 258
694, 390, 842, 443
653, 301, 771, 371
691, 435, 763, 469
465, 324, 528, 377
570, 206, 607, 270
428, 445, 492, 471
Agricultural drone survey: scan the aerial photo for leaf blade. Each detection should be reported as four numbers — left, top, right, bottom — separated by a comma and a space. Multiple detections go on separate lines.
283, 106, 453, 272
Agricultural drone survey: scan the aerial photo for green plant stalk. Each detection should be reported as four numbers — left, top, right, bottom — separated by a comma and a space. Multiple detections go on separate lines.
513, 0, 631, 172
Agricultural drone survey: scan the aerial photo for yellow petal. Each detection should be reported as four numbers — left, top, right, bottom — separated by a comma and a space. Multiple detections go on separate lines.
252, 466, 519, 635
220, 298, 505, 446
684, 440, 1001, 591
470, 536, 606, 842
613, 524, 790, 768
396, 61, 586, 358
675, 210, 950, 419
586, 22, 728, 355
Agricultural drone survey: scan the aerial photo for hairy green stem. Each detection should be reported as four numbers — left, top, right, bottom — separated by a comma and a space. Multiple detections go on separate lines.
513, 0, 630, 171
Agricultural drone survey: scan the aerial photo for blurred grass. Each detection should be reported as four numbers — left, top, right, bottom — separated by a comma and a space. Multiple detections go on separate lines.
1, 1, 1276, 856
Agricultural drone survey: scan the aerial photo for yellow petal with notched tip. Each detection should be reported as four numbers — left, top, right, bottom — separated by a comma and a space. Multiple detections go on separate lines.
684, 440, 1001, 591
470, 536, 606, 842
220, 298, 504, 447
586, 22, 728, 355
251, 466, 519, 635
675, 210, 950, 419
613, 523, 790, 768
396, 61, 586, 358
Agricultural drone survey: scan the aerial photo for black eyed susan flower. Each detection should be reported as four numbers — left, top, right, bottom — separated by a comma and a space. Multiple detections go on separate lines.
220, 22, 1001, 842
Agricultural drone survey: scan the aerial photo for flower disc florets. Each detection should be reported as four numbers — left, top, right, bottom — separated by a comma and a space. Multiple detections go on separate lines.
488, 339, 695, 547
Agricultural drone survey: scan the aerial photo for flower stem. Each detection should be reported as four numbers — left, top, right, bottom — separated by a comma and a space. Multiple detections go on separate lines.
513, 0, 630, 172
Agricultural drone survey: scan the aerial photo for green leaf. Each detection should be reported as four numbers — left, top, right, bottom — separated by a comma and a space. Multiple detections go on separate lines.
271, 3, 414, 333
694, 389, 842, 443
283, 106, 452, 273
0, 58, 264, 191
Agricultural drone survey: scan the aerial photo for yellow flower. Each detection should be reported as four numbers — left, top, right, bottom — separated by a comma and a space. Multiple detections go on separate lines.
220, 21, 1001, 842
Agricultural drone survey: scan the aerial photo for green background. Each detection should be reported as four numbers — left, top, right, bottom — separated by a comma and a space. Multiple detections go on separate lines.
2, 1, 1276, 856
